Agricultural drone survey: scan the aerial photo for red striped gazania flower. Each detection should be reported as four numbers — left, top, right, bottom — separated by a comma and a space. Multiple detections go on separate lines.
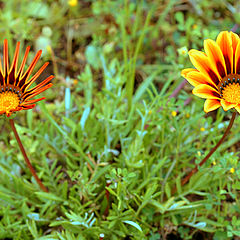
182, 31, 240, 113
0, 39, 54, 117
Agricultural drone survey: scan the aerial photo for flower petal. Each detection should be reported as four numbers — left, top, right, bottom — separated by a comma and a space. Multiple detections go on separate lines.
21, 62, 49, 92
188, 49, 220, 85
220, 99, 237, 111
184, 70, 217, 88
8, 42, 20, 85
216, 31, 233, 74
3, 39, 9, 78
204, 99, 221, 112
204, 39, 226, 78
192, 84, 220, 99
235, 41, 240, 74
230, 31, 239, 74
230, 31, 239, 53
17, 50, 42, 88
181, 68, 197, 77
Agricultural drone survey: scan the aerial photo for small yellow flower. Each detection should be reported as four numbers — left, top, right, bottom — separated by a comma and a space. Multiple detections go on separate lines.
197, 151, 201, 156
46, 45, 52, 54
192, 24, 197, 30
212, 160, 216, 165
148, 110, 152, 115
200, 127, 205, 132
73, 79, 78, 85
68, 0, 77, 7
186, 113, 190, 118
177, 46, 188, 56
172, 111, 177, 117
230, 168, 235, 174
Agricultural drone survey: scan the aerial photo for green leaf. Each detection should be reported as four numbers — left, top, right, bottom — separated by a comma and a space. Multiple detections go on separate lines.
26, 2, 49, 19
85, 45, 101, 69
123, 220, 142, 232
35, 192, 64, 202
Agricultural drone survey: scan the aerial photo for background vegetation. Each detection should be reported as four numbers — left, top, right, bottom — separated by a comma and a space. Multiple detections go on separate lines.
0, 0, 240, 239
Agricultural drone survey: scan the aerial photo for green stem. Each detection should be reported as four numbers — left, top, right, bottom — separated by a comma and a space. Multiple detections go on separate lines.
181, 111, 237, 186
9, 119, 48, 192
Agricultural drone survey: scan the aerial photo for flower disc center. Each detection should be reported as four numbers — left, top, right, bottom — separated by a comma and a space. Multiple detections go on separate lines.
0, 91, 20, 113
219, 74, 240, 104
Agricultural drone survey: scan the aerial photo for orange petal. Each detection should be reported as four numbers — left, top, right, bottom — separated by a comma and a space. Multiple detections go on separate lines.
17, 46, 30, 78
22, 97, 45, 105
185, 70, 217, 88
235, 41, 240, 74
181, 68, 197, 78
216, 31, 233, 74
29, 75, 54, 92
204, 39, 226, 78
230, 31, 239, 53
20, 62, 49, 92
0, 57, 4, 86
21, 104, 35, 110
231, 32, 240, 74
192, 84, 220, 99
220, 99, 237, 111
204, 99, 221, 112
3, 39, 9, 78
14, 46, 30, 86
8, 42, 20, 85
23, 83, 53, 101
188, 49, 220, 85
18, 50, 42, 87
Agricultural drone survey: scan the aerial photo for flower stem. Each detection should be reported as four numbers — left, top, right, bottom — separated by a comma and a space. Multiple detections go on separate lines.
9, 119, 48, 192
181, 111, 237, 186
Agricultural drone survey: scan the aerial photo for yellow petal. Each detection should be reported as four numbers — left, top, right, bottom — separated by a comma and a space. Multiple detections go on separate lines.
235, 41, 240, 74
204, 99, 221, 112
216, 31, 233, 74
230, 31, 239, 53
192, 84, 220, 99
181, 68, 197, 78
188, 49, 220, 85
204, 39, 226, 78
185, 71, 217, 88
220, 99, 237, 111
232, 31, 240, 74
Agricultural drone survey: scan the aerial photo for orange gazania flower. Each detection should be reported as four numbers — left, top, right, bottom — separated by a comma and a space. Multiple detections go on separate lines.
182, 31, 240, 113
0, 39, 54, 117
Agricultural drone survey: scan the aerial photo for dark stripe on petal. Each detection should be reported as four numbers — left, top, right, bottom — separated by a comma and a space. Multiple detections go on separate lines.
236, 58, 240, 74
216, 61, 226, 78
233, 58, 236, 74
18, 75, 29, 88
8, 69, 15, 85
0, 73, 4, 85
207, 69, 220, 85
4, 73, 8, 86
224, 55, 231, 74
14, 75, 21, 86
21, 104, 35, 110
212, 91, 221, 98
21, 91, 33, 100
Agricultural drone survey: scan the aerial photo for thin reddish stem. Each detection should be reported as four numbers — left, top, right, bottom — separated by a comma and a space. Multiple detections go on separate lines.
9, 119, 48, 192
104, 180, 111, 217
181, 111, 237, 186
169, 79, 187, 99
